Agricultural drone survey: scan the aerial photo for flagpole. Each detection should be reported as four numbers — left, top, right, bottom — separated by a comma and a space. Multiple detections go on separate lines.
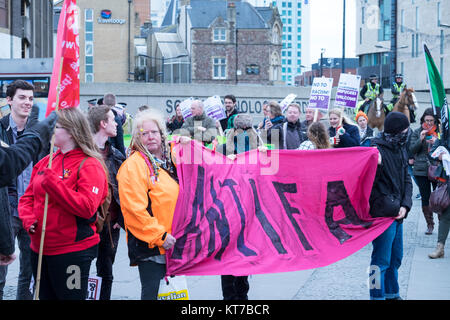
34, 57, 64, 300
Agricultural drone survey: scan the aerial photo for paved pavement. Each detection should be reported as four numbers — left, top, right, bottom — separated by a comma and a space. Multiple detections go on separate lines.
3, 184, 450, 300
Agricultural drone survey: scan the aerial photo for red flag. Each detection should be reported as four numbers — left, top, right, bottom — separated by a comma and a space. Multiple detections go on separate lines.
46, 0, 80, 117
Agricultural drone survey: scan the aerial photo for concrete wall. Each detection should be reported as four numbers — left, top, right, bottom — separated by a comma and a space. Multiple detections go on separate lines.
81, 82, 437, 128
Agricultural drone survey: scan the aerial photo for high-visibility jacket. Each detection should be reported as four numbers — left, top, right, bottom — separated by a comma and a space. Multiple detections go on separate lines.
364, 83, 380, 100
392, 82, 406, 98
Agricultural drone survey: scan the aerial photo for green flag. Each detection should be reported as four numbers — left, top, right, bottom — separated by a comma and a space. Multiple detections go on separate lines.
424, 43, 449, 143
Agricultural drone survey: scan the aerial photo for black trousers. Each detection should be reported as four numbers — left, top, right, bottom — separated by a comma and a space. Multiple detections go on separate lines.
96, 225, 120, 300
414, 175, 437, 207
30, 244, 98, 300
221, 275, 249, 300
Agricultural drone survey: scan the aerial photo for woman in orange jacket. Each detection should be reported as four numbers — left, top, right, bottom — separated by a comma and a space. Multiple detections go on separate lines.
117, 109, 180, 300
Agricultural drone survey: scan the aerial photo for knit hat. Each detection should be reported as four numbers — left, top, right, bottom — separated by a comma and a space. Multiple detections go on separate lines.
384, 112, 409, 134
233, 114, 253, 129
355, 111, 368, 122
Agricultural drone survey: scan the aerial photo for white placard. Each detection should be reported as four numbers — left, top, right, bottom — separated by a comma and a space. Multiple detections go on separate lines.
203, 95, 226, 121
280, 93, 298, 113
308, 77, 333, 110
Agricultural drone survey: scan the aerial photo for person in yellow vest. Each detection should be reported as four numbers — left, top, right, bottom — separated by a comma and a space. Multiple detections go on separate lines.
390, 74, 407, 106
390, 73, 416, 122
358, 74, 384, 115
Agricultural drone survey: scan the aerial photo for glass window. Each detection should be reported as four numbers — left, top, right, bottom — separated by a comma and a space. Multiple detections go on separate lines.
85, 43, 93, 56
85, 32, 93, 41
213, 28, 226, 42
85, 21, 93, 32
85, 9, 93, 22
86, 56, 93, 64
213, 57, 226, 79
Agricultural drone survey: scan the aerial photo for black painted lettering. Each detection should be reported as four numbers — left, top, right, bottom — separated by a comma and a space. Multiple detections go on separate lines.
248, 179, 287, 254
205, 176, 230, 260
220, 179, 257, 257
324, 181, 373, 244
272, 182, 313, 251
171, 166, 206, 260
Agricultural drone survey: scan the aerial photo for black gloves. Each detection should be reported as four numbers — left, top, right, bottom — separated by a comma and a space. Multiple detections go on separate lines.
21, 111, 58, 149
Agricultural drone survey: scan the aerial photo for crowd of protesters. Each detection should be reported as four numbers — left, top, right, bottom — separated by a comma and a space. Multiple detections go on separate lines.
0, 79, 448, 301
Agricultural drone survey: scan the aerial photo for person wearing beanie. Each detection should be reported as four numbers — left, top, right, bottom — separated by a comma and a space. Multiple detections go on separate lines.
409, 108, 439, 236
216, 113, 262, 300
368, 111, 412, 300
355, 111, 374, 147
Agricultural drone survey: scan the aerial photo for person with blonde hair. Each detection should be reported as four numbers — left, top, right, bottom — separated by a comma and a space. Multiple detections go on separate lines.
298, 122, 331, 150
328, 108, 360, 148
18, 107, 109, 300
117, 109, 179, 300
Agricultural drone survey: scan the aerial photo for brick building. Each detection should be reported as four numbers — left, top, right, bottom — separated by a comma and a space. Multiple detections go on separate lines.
153, 0, 283, 85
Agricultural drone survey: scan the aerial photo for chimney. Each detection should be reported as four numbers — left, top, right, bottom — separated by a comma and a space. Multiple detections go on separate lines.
227, 1, 236, 25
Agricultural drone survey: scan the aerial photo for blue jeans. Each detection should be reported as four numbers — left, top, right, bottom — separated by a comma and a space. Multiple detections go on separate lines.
369, 220, 403, 300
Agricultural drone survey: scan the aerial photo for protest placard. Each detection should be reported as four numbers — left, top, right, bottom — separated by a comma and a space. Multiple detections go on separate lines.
308, 77, 333, 110
203, 95, 226, 121
280, 93, 297, 113
334, 73, 361, 109
179, 97, 194, 120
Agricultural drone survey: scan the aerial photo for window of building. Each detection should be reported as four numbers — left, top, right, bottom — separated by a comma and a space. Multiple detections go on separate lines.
441, 29, 445, 55
440, 57, 444, 81
378, 0, 391, 41
437, 2, 441, 26
0, 0, 8, 29
212, 57, 226, 79
213, 28, 226, 42
85, 9, 94, 83
401, 9, 404, 32
415, 7, 419, 30
246, 64, 260, 75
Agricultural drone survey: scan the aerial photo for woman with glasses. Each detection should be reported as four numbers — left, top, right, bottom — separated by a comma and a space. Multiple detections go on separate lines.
117, 109, 181, 300
409, 108, 440, 235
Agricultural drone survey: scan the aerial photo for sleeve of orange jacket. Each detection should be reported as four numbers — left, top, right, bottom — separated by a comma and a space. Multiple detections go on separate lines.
117, 154, 166, 248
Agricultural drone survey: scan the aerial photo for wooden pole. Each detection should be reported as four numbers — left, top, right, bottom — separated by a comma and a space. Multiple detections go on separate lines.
34, 57, 64, 300
313, 109, 319, 122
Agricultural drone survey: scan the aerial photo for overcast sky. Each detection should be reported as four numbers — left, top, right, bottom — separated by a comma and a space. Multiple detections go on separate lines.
309, 0, 356, 65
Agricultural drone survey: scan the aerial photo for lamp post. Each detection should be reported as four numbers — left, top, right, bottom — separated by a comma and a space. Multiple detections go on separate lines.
342, 0, 346, 74
320, 48, 325, 77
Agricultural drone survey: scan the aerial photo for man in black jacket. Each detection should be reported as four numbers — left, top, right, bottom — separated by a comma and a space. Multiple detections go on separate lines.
282, 103, 307, 149
88, 105, 125, 300
369, 112, 412, 300
0, 113, 57, 266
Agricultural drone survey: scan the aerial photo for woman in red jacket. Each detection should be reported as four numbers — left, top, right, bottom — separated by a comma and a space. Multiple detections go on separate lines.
19, 108, 108, 300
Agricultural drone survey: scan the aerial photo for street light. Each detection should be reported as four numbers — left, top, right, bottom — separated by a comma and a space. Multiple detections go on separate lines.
138, 54, 189, 83
320, 48, 325, 77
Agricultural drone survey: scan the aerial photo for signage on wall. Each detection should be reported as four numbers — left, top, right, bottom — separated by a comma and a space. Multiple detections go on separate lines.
97, 9, 126, 25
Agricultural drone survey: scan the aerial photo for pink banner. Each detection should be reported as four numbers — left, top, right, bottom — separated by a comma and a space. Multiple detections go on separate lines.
166, 141, 394, 276
46, 0, 80, 116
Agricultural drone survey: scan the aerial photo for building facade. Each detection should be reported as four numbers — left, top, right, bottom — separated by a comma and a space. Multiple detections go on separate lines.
55, 0, 137, 83
155, 0, 283, 85
356, 0, 450, 91
0, 0, 53, 59
266, 0, 310, 86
